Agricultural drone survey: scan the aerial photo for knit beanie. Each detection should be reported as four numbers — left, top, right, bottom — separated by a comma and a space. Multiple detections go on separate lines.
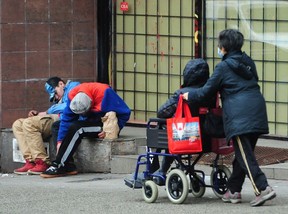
69, 92, 92, 114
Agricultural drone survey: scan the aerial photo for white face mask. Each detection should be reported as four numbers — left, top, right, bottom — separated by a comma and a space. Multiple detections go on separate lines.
218, 47, 224, 58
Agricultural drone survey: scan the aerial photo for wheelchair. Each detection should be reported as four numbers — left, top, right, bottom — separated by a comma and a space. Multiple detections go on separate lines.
124, 118, 234, 204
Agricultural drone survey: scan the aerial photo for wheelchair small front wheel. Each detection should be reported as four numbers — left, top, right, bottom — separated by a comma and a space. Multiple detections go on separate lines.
210, 165, 231, 198
142, 180, 158, 203
166, 169, 189, 204
190, 174, 206, 198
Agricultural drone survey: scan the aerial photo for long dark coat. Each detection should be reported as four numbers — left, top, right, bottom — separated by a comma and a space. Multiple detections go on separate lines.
187, 50, 269, 141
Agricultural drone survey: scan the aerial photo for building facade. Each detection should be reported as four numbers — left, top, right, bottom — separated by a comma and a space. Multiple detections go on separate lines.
0, 0, 110, 128
0, 0, 287, 138
113, 0, 288, 137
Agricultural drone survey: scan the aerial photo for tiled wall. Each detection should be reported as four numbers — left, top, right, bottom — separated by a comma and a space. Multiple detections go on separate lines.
0, 0, 97, 128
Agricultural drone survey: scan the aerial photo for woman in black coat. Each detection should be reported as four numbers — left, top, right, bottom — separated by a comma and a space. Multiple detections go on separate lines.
183, 29, 276, 207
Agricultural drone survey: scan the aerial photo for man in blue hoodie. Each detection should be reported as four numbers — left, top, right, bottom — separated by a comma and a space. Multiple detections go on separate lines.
12, 77, 80, 175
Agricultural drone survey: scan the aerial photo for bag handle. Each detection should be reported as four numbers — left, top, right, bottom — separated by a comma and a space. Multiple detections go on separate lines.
216, 92, 221, 108
175, 94, 193, 118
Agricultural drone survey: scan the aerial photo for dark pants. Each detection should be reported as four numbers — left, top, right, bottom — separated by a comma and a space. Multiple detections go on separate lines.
228, 133, 268, 195
150, 149, 174, 174
49, 120, 61, 160
54, 120, 102, 167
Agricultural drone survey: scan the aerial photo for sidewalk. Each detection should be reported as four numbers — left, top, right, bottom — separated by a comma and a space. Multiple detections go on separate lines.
0, 127, 287, 213
120, 126, 288, 180
0, 172, 287, 213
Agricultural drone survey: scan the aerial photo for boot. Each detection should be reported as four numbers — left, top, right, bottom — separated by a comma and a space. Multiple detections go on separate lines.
153, 156, 175, 185
161, 155, 175, 173
28, 159, 49, 175
14, 160, 35, 175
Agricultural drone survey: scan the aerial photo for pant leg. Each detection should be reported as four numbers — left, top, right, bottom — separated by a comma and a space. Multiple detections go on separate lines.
227, 148, 246, 193
55, 120, 102, 167
160, 149, 174, 173
228, 134, 268, 195
22, 116, 55, 162
12, 118, 32, 161
50, 120, 61, 160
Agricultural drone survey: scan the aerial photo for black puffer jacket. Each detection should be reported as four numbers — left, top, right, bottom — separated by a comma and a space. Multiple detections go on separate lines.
187, 51, 269, 141
157, 58, 213, 118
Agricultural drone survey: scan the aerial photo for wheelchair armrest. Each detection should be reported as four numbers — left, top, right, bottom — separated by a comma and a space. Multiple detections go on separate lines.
147, 118, 167, 129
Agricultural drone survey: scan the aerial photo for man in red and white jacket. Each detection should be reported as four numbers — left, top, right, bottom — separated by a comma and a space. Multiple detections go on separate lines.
40, 82, 131, 178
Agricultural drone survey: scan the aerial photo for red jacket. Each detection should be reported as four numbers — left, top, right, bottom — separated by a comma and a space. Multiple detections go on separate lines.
58, 82, 131, 141
68, 82, 110, 112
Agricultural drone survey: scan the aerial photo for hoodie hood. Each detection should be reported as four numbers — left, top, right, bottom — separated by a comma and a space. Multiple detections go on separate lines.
182, 58, 209, 87
225, 51, 258, 81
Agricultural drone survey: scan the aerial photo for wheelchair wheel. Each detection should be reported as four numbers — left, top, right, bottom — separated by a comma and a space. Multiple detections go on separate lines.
142, 180, 158, 203
210, 165, 231, 198
190, 174, 206, 198
166, 169, 189, 204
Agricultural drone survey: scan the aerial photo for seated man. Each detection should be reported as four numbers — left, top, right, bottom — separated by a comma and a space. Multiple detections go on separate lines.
153, 58, 215, 183
13, 77, 80, 175
40, 82, 131, 178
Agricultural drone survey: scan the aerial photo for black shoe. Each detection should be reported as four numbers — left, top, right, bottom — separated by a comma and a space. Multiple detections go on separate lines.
152, 171, 166, 185
64, 162, 78, 175
40, 165, 66, 178
40, 163, 78, 178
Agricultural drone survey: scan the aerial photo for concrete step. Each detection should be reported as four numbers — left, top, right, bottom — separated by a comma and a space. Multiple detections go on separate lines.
0, 128, 147, 173
111, 155, 142, 174
111, 153, 219, 175
111, 153, 288, 180
114, 127, 288, 180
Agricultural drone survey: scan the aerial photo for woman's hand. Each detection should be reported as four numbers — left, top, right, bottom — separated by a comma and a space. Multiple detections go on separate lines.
182, 92, 189, 101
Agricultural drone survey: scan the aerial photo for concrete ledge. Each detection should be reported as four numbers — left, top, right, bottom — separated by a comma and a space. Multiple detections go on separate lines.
74, 138, 136, 173
261, 163, 288, 180
0, 129, 138, 173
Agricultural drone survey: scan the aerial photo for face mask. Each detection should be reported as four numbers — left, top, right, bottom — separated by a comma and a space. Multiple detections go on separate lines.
218, 47, 224, 58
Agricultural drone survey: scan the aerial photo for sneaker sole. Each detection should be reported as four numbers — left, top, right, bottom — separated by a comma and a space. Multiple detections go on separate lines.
222, 198, 241, 204
66, 171, 78, 175
40, 173, 66, 178
40, 171, 78, 178
27, 171, 44, 175
230, 199, 242, 204
13, 171, 28, 175
251, 191, 276, 207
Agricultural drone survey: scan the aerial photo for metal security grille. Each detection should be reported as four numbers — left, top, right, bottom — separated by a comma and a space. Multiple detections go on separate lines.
204, 0, 288, 136
112, 0, 198, 122
112, 0, 288, 137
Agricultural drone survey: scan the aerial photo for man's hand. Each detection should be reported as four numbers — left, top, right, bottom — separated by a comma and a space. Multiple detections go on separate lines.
37, 111, 47, 116
98, 131, 106, 139
56, 141, 62, 154
28, 110, 38, 117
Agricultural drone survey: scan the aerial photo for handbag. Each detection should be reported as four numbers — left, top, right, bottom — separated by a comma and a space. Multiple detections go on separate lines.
204, 93, 225, 138
166, 95, 202, 154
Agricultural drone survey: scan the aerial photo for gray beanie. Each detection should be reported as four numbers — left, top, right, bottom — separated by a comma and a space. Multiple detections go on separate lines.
70, 92, 92, 114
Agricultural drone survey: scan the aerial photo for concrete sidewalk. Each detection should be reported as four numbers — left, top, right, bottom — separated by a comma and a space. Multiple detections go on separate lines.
0, 172, 287, 214
120, 126, 288, 180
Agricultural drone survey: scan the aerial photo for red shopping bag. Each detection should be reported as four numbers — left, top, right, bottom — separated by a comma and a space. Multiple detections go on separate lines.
167, 95, 202, 154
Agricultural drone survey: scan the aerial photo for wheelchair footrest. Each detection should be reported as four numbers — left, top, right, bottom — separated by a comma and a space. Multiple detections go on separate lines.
124, 178, 142, 189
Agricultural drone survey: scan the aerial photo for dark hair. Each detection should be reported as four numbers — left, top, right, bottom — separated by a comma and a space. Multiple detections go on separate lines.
218, 29, 244, 52
46, 76, 64, 88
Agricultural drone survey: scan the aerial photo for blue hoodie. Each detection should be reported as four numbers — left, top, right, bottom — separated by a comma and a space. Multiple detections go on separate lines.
47, 80, 80, 118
